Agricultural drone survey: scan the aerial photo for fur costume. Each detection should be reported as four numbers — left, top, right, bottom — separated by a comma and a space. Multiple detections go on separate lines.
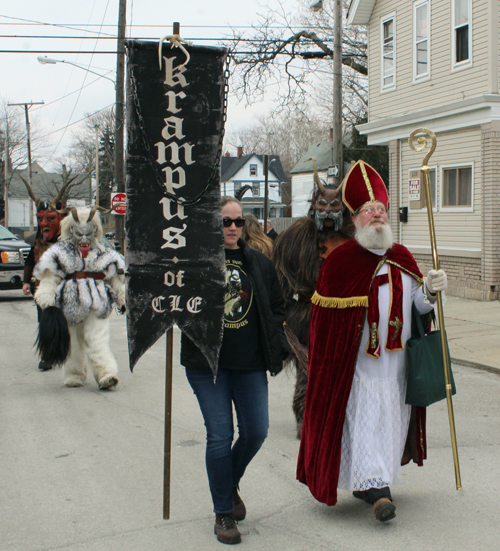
34, 206, 125, 390
273, 167, 354, 438
20, 173, 70, 370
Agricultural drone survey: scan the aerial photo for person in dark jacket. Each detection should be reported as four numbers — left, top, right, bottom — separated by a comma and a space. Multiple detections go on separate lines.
181, 196, 289, 545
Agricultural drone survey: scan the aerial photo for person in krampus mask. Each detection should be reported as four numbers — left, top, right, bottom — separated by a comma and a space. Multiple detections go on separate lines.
272, 159, 355, 437
34, 206, 125, 389
20, 174, 71, 371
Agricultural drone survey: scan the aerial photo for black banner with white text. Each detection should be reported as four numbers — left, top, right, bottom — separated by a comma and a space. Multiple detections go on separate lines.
125, 40, 228, 374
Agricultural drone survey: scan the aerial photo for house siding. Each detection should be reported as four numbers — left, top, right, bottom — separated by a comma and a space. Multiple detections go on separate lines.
354, 0, 499, 300
368, 0, 492, 122
399, 127, 482, 251
291, 171, 327, 217
388, 126, 499, 300
481, 121, 500, 292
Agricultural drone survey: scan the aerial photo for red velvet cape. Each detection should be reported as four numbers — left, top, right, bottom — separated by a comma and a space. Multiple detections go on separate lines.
296, 238, 424, 506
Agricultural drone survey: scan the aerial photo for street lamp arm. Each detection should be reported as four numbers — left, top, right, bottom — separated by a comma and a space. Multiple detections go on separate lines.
37, 56, 116, 87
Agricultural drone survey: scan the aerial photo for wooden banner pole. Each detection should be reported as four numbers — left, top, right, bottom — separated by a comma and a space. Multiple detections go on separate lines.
163, 326, 174, 519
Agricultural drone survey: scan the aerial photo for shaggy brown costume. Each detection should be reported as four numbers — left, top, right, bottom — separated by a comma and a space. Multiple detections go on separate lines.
273, 185, 354, 437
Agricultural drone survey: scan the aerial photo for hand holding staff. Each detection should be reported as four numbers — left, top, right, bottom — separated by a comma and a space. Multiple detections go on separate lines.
408, 128, 462, 490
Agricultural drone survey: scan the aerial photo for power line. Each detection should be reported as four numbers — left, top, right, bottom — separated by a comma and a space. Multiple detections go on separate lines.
42, 0, 112, 166
0, 17, 310, 30
0, 50, 120, 54
39, 103, 115, 139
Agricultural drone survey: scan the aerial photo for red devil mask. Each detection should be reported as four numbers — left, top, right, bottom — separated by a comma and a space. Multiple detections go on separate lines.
36, 207, 63, 242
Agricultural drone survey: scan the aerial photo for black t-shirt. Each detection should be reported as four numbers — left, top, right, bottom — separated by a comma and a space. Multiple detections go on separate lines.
217, 248, 265, 370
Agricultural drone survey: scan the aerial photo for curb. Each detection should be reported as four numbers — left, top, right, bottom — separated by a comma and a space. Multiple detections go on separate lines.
451, 357, 500, 376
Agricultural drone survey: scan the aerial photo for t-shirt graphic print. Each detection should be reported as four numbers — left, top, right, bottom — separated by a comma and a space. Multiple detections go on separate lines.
218, 249, 264, 370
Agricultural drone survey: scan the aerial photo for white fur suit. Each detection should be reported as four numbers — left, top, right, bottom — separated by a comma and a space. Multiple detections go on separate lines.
35, 234, 125, 389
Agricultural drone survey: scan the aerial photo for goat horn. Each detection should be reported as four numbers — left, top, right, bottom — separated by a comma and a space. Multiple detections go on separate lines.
86, 206, 98, 222
18, 174, 42, 209
88, 203, 125, 220
307, 157, 325, 194
49, 174, 78, 211
70, 207, 80, 223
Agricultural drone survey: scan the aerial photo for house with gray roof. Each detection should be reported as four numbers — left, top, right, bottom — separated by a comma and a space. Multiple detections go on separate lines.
221, 147, 287, 219
289, 142, 337, 218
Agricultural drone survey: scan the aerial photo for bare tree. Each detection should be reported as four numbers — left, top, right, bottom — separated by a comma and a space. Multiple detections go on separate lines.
66, 107, 116, 208
228, 0, 368, 130
226, 109, 330, 177
0, 99, 52, 171
66, 108, 115, 173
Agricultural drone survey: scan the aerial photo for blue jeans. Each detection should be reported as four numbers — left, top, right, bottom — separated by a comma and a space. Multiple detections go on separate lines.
185, 368, 269, 514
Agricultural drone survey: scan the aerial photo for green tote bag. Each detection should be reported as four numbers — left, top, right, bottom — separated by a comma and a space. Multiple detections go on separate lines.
405, 304, 456, 407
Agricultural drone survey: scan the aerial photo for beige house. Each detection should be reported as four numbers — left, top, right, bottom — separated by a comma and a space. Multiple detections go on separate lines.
348, 0, 500, 300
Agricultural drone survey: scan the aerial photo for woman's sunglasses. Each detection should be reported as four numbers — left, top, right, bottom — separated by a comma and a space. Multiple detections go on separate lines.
223, 218, 245, 228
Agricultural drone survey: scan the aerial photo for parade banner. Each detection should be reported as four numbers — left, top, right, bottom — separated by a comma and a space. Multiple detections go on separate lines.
125, 40, 228, 374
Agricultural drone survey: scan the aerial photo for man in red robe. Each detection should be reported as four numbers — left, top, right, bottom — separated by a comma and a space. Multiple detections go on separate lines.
297, 160, 448, 522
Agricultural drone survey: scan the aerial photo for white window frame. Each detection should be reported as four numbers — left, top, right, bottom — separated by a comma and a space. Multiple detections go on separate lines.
249, 164, 257, 176
408, 166, 437, 212
413, 0, 431, 83
440, 163, 474, 212
252, 182, 260, 196
380, 13, 396, 92
451, 0, 472, 72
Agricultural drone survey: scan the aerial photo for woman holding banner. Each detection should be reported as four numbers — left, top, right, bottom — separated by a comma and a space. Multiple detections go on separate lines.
181, 196, 289, 545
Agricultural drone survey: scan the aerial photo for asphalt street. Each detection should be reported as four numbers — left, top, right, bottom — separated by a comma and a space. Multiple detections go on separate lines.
1, 289, 499, 551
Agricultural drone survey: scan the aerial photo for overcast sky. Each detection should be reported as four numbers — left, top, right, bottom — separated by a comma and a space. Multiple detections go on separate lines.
0, 0, 286, 170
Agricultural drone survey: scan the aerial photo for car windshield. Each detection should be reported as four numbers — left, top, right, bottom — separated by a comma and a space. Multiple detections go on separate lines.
0, 225, 20, 240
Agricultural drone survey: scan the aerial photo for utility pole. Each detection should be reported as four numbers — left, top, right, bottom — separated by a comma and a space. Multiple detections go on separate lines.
94, 125, 100, 206
114, 0, 126, 248
332, 0, 343, 187
7, 101, 44, 232
310, 0, 343, 186
3, 123, 10, 228
263, 154, 269, 232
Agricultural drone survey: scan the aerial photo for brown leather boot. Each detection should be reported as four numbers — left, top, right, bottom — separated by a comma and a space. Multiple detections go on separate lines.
232, 487, 246, 521
373, 497, 396, 522
214, 514, 241, 545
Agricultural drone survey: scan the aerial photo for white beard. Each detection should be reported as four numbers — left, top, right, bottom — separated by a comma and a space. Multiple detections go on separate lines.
355, 220, 394, 250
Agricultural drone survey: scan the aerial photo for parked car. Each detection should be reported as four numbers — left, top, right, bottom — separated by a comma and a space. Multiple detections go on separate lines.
0, 226, 31, 291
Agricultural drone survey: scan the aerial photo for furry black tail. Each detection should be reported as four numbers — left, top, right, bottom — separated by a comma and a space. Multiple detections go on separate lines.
35, 306, 70, 366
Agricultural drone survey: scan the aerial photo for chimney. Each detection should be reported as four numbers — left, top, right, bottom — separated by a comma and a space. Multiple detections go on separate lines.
224, 151, 231, 157
237, 146, 243, 158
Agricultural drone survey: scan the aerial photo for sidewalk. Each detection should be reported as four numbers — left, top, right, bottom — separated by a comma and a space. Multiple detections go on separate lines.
444, 295, 500, 372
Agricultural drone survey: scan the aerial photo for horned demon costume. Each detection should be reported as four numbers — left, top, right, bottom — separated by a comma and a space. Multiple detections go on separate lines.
19, 169, 74, 371
34, 206, 125, 389
272, 159, 354, 437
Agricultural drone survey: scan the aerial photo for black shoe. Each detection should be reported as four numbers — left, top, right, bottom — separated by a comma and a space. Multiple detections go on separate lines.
214, 514, 241, 545
38, 360, 52, 371
373, 497, 396, 522
354, 486, 392, 505
353, 490, 370, 503
232, 487, 246, 521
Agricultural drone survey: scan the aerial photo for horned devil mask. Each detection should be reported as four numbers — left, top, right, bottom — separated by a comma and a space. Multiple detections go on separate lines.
308, 157, 345, 232
59, 206, 106, 258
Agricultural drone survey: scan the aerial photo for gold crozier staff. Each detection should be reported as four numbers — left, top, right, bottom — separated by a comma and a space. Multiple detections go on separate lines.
408, 127, 462, 490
